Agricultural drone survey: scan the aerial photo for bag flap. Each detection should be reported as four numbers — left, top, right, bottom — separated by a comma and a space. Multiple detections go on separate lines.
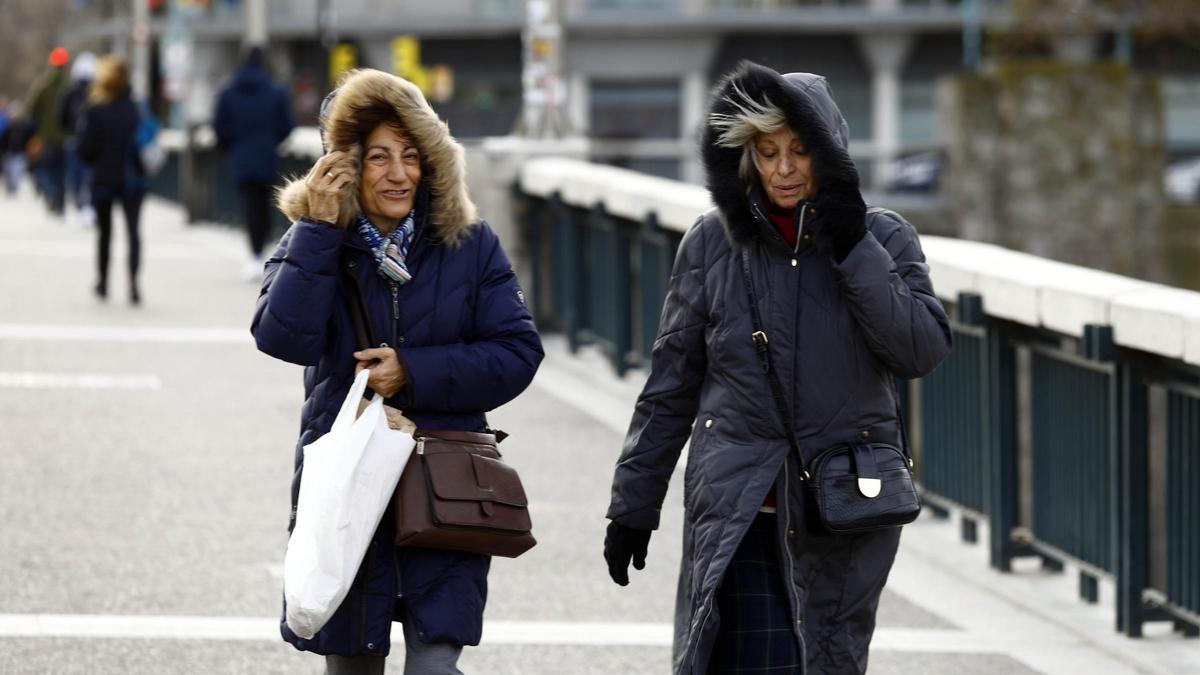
813, 443, 907, 479
424, 452, 529, 508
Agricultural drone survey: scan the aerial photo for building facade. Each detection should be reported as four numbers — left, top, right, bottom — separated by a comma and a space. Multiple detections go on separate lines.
67, 0, 1200, 185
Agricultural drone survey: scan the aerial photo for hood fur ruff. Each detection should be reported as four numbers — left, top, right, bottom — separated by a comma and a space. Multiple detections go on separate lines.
702, 61, 856, 244
277, 69, 477, 245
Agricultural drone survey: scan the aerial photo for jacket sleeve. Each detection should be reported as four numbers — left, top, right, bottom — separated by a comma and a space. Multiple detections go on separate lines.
250, 218, 346, 366
606, 219, 709, 531
276, 86, 295, 144
391, 224, 544, 414
213, 90, 232, 150
833, 210, 952, 379
76, 106, 97, 164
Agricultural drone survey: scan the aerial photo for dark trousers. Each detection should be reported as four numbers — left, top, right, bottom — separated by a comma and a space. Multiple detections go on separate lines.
36, 144, 65, 214
239, 182, 273, 256
93, 187, 145, 289
708, 513, 803, 674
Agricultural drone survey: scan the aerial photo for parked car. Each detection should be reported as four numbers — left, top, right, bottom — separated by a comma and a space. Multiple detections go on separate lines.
1165, 156, 1200, 204
884, 151, 942, 193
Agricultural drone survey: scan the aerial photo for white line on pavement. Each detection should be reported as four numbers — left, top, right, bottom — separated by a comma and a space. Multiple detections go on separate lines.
0, 614, 1007, 652
0, 372, 161, 390
0, 240, 239, 262
0, 324, 251, 344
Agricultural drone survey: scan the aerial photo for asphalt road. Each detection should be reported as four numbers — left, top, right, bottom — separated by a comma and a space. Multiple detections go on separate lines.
2, 188, 1196, 674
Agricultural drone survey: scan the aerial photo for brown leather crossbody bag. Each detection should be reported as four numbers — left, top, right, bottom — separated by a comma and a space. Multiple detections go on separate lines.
342, 265, 536, 558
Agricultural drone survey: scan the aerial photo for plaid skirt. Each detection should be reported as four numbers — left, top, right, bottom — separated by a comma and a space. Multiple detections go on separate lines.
707, 513, 803, 674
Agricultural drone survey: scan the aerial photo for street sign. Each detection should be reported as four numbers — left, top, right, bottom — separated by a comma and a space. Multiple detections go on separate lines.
330, 44, 357, 87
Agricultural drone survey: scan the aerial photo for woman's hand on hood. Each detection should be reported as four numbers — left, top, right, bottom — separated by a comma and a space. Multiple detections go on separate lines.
304, 150, 357, 227
808, 152, 867, 263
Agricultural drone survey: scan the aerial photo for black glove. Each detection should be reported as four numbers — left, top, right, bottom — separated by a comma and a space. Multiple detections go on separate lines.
807, 182, 867, 264
604, 521, 652, 586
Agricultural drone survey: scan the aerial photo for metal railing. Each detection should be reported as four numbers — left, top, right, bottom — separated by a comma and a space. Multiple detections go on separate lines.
518, 156, 1200, 639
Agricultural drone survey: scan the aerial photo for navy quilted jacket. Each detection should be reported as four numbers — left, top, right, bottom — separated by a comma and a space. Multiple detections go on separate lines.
252, 199, 543, 656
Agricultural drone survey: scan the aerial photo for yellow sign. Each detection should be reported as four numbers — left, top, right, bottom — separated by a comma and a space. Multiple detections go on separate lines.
329, 44, 357, 87
392, 36, 420, 78
389, 35, 451, 101
428, 65, 455, 104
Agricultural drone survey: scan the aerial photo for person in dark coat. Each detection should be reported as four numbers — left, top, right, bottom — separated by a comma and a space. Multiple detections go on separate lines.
59, 51, 98, 227
1, 101, 35, 196
252, 68, 543, 674
214, 45, 295, 281
77, 55, 148, 305
25, 48, 70, 215
604, 61, 953, 674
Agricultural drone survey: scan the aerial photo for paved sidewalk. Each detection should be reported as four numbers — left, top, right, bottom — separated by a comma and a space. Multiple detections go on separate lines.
0, 187, 1196, 674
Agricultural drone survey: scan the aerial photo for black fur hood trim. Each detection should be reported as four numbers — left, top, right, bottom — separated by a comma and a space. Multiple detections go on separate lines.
701, 61, 856, 244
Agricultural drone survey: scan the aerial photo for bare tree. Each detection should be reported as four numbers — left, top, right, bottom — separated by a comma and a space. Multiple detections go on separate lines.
0, 0, 100, 103
993, 0, 1200, 61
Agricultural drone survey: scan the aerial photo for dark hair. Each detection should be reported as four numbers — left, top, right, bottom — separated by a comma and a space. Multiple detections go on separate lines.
352, 102, 411, 147
243, 45, 265, 70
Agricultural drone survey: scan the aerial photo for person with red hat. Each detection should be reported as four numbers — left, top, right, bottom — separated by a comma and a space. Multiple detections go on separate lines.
24, 47, 71, 216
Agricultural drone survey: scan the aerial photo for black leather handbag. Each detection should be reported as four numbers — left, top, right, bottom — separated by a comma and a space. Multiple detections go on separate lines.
740, 248, 920, 533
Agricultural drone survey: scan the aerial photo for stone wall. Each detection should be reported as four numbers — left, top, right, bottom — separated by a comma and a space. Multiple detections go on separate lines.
938, 62, 1166, 281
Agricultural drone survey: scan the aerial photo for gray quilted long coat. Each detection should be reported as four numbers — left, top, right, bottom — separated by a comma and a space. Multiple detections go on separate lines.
607, 62, 952, 674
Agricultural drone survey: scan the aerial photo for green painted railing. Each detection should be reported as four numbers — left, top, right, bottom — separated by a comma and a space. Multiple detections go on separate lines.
516, 156, 1200, 640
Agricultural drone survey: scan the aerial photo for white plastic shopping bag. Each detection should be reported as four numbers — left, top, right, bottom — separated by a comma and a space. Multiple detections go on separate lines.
284, 369, 415, 639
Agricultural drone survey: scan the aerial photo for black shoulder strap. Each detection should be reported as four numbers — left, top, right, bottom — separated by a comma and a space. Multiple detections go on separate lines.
341, 261, 376, 352
739, 247, 913, 472
740, 247, 806, 471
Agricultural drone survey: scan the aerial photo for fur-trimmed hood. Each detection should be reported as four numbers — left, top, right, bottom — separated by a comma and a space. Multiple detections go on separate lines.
701, 61, 856, 244
277, 69, 478, 245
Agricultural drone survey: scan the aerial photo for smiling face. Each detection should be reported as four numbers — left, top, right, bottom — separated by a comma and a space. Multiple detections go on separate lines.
754, 126, 816, 210
358, 124, 422, 232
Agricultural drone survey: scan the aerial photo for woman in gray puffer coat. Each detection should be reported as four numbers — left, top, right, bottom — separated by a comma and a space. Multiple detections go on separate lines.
604, 61, 952, 674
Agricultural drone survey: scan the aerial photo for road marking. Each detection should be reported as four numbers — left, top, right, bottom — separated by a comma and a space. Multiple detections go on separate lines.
0, 613, 1024, 653
0, 324, 250, 344
0, 372, 161, 390
0, 240, 239, 262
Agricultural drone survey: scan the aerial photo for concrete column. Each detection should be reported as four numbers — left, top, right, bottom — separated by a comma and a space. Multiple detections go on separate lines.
681, 69, 707, 184
131, 0, 150, 101
244, 0, 268, 47
857, 34, 913, 189
568, 73, 588, 134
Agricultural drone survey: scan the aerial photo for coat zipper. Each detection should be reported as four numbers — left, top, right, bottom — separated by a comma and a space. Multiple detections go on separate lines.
782, 458, 808, 673
791, 203, 808, 267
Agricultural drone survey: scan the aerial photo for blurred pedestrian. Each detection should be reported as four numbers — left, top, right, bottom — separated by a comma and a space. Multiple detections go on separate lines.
60, 51, 99, 228
0, 97, 9, 141
214, 45, 294, 281
604, 61, 952, 674
252, 68, 543, 674
25, 47, 71, 215
77, 56, 148, 305
1, 101, 34, 196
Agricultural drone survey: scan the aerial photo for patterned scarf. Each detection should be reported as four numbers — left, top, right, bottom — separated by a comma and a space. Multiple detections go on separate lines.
356, 211, 415, 285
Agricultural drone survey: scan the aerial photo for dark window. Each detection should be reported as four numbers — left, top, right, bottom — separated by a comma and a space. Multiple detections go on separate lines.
589, 80, 681, 140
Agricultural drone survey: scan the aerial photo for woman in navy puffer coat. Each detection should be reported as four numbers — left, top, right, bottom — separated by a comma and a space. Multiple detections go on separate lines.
252, 69, 543, 673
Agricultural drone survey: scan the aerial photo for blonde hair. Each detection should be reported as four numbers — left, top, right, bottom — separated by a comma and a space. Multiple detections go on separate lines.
708, 83, 789, 183
89, 56, 130, 104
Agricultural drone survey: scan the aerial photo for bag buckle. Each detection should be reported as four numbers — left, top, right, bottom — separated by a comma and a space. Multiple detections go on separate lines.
858, 477, 882, 498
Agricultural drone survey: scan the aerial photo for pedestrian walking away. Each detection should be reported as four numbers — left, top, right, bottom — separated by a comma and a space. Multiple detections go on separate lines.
604, 61, 953, 674
0, 101, 35, 196
60, 51, 99, 228
25, 47, 70, 216
252, 68, 544, 674
77, 55, 149, 305
214, 45, 295, 282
